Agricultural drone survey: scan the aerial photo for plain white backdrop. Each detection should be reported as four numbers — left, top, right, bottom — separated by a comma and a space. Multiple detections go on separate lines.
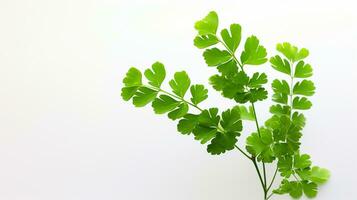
1, 0, 357, 199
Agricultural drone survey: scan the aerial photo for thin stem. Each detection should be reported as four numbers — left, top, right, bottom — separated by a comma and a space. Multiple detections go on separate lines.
288, 60, 295, 119
252, 157, 267, 198
267, 166, 278, 192
235, 145, 251, 159
266, 193, 274, 200
251, 103, 267, 188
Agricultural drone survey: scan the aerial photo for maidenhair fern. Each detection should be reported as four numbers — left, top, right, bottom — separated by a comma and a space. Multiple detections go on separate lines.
121, 11, 330, 200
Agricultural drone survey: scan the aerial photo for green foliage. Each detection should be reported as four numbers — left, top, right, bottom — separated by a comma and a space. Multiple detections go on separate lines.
203, 48, 231, 66
221, 24, 242, 52
240, 36, 268, 65
190, 84, 208, 105
169, 71, 191, 97
121, 11, 329, 200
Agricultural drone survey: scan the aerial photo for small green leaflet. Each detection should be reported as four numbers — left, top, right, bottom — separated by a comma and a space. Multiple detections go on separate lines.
132, 87, 158, 107
248, 72, 268, 88
293, 96, 312, 110
274, 180, 303, 198
310, 166, 330, 184
277, 42, 309, 62
272, 93, 288, 104
293, 80, 315, 96
221, 24, 241, 53
270, 104, 290, 116
292, 112, 306, 128
277, 156, 293, 177
190, 84, 208, 105
217, 59, 238, 76
192, 108, 220, 144
294, 154, 312, 169
220, 107, 242, 133
207, 132, 238, 155
121, 67, 142, 101
294, 61, 313, 78
240, 36, 268, 65
270, 55, 291, 75
193, 125, 217, 144
123, 67, 142, 87
194, 11, 219, 35
152, 95, 180, 114
235, 105, 255, 121
168, 103, 189, 120
144, 62, 166, 87
203, 48, 232, 66
274, 179, 317, 199
246, 128, 275, 162
169, 71, 191, 98
194, 35, 219, 49
302, 181, 318, 198
198, 108, 220, 127
177, 114, 199, 135
272, 79, 290, 95
249, 88, 268, 103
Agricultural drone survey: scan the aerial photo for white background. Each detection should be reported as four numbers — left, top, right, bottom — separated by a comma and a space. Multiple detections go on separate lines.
1, 0, 356, 199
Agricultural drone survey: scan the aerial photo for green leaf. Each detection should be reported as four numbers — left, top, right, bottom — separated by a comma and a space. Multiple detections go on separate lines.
207, 131, 238, 155
272, 93, 288, 104
123, 67, 142, 87
293, 96, 312, 110
270, 104, 291, 116
293, 80, 315, 96
294, 154, 312, 169
217, 59, 238, 76
168, 103, 189, 120
310, 166, 330, 184
177, 114, 199, 135
294, 61, 313, 78
192, 125, 217, 144
302, 181, 318, 198
221, 24, 241, 52
249, 88, 268, 102
289, 182, 303, 198
248, 72, 268, 88
272, 79, 290, 95
169, 71, 191, 97
292, 112, 306, 128
277, 42, 309, 62
194, 11, 219, 35
270, 55, 291, 75
198, 108, 220, 127
278, 156, 293, 177
203, 48, 232, 66
144, 62, 166, 87
235, 105, 255, 121
194, 35, 219, 49
220, 108, 242, 133
240, 36, 268, 65
274, 180, 303, 198
121, 86, 140, 101
209, 74, 227, 91
190, 84, 208, 105
121, 67, 143, 101
246, 128, 275, 162
132, 87, 158, 107
152, 95, 180, 114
